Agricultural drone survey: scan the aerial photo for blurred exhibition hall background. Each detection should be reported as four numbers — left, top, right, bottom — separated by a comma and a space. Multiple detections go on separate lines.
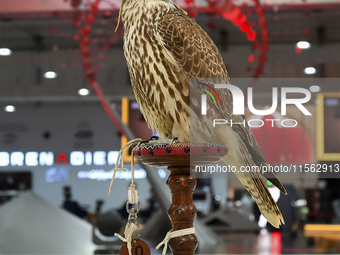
1, 0, 340, 254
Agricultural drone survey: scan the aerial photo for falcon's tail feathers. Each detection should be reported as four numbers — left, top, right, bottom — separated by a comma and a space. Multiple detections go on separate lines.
222, 147, 285, 228
245, 135, 287, 195
236, 174, 285, 228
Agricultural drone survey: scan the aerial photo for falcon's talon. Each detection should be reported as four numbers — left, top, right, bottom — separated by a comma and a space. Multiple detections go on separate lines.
139, 136, 159, 145
172, 137, 179, 143
148, 137, 173, 144
140, 140, 150, 145
149, 136, 160, 140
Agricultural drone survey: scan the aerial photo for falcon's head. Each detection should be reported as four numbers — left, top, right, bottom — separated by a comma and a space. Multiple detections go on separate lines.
115, 0, 176, 31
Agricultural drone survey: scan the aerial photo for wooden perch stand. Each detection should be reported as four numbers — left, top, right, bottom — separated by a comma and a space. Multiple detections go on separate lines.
134, 142, 228, 255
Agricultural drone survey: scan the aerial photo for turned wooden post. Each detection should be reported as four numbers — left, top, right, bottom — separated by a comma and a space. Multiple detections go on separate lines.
167, 165, 197, 254
134, 142, 227, 255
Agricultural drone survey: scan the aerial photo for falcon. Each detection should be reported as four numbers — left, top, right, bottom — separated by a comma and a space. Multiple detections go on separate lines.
117, 0, 287, 227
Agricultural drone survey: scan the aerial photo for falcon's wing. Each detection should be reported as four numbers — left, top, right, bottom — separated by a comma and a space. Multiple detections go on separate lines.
157, 10, 255, 143
157, 10, 286, 194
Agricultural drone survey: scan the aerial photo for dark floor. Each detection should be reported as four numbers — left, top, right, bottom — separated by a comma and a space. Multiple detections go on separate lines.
213, 231, 317, 254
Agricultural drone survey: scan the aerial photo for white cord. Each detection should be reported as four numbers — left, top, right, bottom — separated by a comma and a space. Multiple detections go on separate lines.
115, 222, 137, 255
108, 138, 143, 195
156, 227, 195, 255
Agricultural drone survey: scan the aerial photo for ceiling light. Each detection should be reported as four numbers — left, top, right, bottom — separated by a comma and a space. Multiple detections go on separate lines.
310, 85, 321, 93
304, 67, 316, 75
4, 105, 16, 112
44, 71, 57, 79
295, 199, 307, 207
78, 88, 90, 96
296, 41, 311, 50
0, 48, 12, 56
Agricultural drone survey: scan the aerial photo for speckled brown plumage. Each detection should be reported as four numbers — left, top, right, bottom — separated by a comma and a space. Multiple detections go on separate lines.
120, 0, 286, 228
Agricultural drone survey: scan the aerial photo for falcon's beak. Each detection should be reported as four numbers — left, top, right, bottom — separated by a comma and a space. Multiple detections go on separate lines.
115, 0, 126, 32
